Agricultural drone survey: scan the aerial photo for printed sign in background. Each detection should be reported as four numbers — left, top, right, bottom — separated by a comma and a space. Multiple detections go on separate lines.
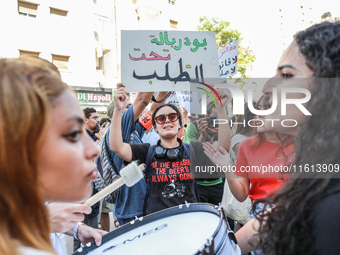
218, 41, 239, 78
165, 92, 179, 105
121, 30, 220, 92
176, 91, 201, 114
164, 91, 201, 114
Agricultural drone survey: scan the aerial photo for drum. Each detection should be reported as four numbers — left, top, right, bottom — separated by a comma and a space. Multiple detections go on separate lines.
73, 203, 241, 255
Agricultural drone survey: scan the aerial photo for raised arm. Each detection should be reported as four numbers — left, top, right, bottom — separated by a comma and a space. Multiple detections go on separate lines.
213, 88, 231, 151
109, 84, 133, 162
202, 142, 250, 202
132, 89, 154, 121
206, 88, 250, 201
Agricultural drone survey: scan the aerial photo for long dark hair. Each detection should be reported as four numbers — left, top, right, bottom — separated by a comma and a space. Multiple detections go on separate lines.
250, 95, 268, 149
251, 95, 294, 160
235, 101, 256, 137
254, 22, 340, 254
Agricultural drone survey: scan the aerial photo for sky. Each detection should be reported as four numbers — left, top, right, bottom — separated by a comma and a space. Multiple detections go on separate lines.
176, 0, 339, 78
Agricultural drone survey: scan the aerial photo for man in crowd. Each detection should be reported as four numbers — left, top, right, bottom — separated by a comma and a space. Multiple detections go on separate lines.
84, 107, 101, 144
183, 101, 224, 205
74, 107, 101, 251
83, 107, 113, 233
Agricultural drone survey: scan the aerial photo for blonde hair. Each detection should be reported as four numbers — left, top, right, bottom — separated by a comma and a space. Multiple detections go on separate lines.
0, 57, 68, 255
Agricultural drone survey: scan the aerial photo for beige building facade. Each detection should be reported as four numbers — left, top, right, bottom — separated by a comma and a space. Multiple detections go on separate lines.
0, 0, 181, 112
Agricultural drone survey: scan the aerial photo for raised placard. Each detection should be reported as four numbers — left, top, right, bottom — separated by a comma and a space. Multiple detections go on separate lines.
121, 30, 220, 92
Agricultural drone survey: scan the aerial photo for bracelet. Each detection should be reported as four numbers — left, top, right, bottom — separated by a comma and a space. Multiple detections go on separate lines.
151, 91, 173, 103
73, 222, 85, 240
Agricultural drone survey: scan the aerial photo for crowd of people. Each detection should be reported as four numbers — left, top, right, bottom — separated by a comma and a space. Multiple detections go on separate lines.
0, 21, 339, 255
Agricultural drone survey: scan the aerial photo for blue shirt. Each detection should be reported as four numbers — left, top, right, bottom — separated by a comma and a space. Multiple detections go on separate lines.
105, 106, 146, 219
142, 126, 160, 146
86, 129, 98, 141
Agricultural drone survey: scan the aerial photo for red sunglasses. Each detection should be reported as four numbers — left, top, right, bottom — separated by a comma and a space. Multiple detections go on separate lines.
154, 113, 179, 125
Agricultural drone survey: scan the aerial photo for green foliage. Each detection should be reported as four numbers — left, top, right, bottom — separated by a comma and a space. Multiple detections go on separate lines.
197, 16, 256, 85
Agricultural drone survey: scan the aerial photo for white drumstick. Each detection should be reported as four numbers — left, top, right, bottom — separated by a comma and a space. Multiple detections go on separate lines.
85, 161, 145, 207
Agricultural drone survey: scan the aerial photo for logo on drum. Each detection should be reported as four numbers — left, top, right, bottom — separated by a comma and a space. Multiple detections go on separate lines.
102, 223, 168, 252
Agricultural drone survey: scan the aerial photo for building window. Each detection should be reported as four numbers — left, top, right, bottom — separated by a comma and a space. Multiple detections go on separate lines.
19, 50, 39, 57
52, 55, 69, 70
50, 7, 68, 17
170, 19, 178, 29
18, 1, 38, 18
96, 56, 104, 71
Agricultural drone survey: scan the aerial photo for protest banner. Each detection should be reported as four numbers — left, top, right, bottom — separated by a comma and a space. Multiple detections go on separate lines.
164, 91, 201, 114
121, 30, 220, 92
165, 92, 179, 105
218, 41, 239, 78
176, 91, 201, 114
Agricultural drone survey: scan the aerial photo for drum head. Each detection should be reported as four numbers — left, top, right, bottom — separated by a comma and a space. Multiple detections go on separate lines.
73, 203, 231, 255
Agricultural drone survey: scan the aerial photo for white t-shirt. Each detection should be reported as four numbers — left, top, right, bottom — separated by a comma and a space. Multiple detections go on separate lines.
229, 134, 247, 164
45, 202, 65, 255
50, 233, 65, 255
19, 246, 54, 255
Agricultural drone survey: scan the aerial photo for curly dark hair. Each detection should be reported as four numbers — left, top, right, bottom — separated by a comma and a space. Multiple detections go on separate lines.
254, 21, 340, 254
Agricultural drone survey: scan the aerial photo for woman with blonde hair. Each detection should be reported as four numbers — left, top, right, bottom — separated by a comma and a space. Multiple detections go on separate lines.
0, 57, 100, 255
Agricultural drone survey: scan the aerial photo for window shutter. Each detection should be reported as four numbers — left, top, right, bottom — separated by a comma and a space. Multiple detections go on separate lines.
170, 19, 178, 29
19, 50, 40, 57
50, 7, 68, 17
52, 55, 69, 70
18, 1, 38, 16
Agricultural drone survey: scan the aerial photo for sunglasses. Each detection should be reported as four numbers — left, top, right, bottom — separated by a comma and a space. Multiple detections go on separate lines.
154, 113, 179, 125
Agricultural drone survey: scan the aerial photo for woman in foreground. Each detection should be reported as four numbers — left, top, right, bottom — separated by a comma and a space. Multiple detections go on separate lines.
205, 21, 340, 254
236, 21, 340, 254
0, 57, 100, 255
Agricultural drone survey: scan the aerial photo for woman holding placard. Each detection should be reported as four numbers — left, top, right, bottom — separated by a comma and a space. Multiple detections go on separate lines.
109, 84, 230, 215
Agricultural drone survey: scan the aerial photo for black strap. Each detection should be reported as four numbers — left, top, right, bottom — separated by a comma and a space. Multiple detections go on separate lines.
143, 145, 157, 215
151, 92, 174, 103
